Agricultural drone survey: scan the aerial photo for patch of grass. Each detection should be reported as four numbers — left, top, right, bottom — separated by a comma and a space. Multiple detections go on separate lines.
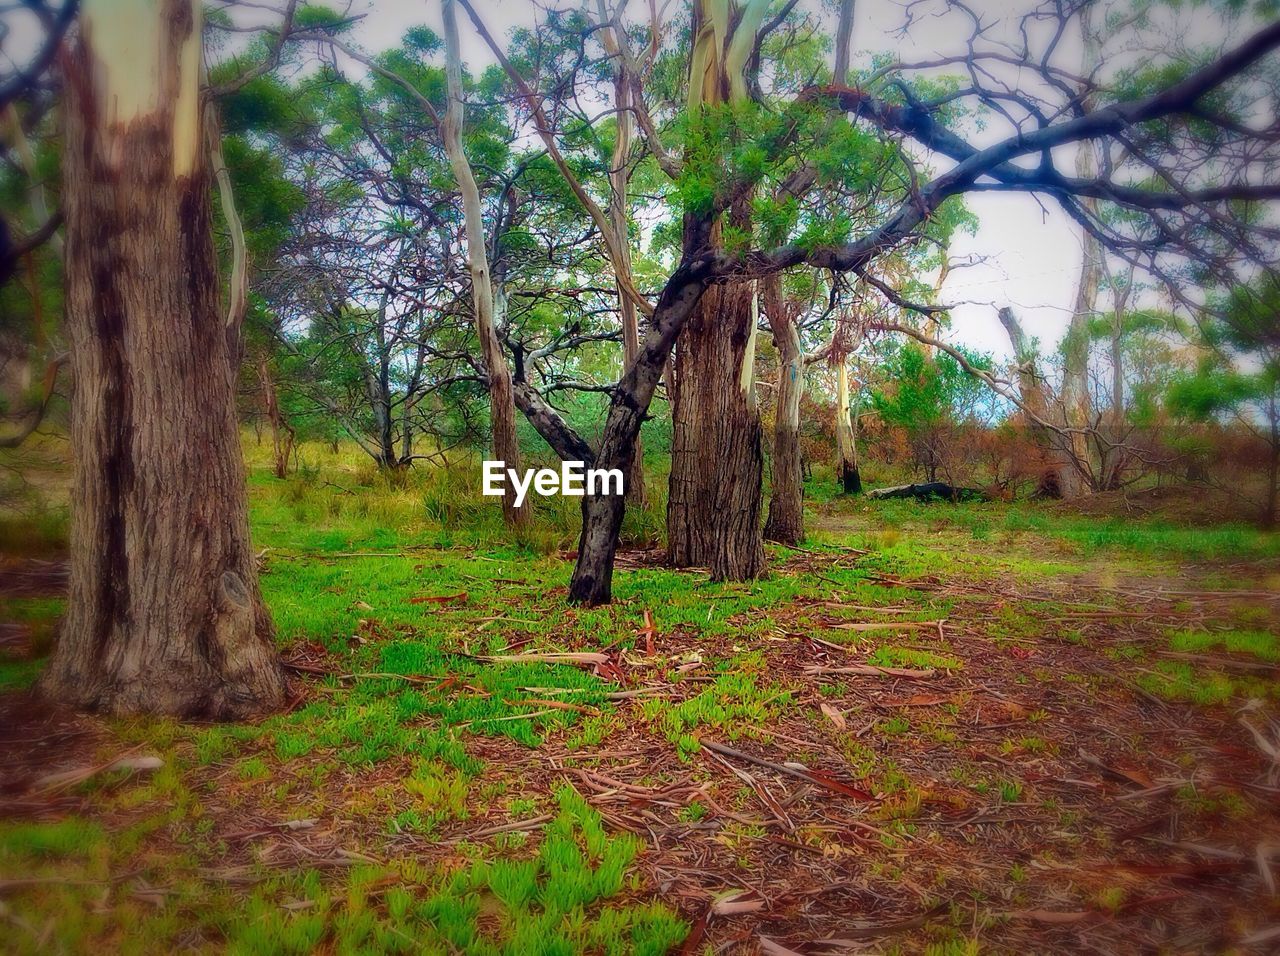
866, 645, 963, 671
1133, 661, 1270, 706
1169, 629, 1280, 662
640, 669, 792, 760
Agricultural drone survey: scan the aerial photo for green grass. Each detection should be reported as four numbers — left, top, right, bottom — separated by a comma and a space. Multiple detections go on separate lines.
0, 791, 685, 954
2, 435, 1278, 952
1169, 629, 1280, 661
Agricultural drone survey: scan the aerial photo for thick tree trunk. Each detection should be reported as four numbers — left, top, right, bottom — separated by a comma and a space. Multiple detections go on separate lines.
667, 278, 766, 580
40, 0, 285, 717
834, 361, 862, 494
762, 278, 804, 544
1056, 4, 1102, 499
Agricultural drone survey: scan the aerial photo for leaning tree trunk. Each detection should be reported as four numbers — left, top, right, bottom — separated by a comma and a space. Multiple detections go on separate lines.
667, 274, 766, 580
762, 277, 804, 544
834, 361, 862, 494
40, 0, 285, 717
569, 255, 711, 605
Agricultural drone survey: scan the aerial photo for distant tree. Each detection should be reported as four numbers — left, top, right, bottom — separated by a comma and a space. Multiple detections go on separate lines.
1168, 280, 1280, 527
871, 341, 990, 483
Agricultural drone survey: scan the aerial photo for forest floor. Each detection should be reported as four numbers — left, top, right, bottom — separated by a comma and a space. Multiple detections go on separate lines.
2, 446, 1280, 953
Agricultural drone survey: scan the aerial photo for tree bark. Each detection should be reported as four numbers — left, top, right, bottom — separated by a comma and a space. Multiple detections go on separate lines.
40, 0, 286, 718
1056, 3, 1102, 499
258, 357, 294, 479
443, 0, 525, 525
762, 277, 804, 544
611, 69, 644, 506
667, 275, 766, 580
834, 361, 862, 494
665, 0, 770, 582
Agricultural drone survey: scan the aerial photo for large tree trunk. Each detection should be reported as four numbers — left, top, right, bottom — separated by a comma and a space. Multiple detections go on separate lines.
40, 0, 285, 718
667, 276, 766, 580
443, 0, 525, 526
665, 0, 770, 582
1056, 4, 1102, 499
762, 277, 804, 544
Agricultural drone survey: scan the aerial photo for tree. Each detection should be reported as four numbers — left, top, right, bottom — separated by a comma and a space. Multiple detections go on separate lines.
441, 0, 525, 525
40, 0, 285, 716
871, 341, 990, 483
1168, 278, 1280, 527
761, 275, 806, 543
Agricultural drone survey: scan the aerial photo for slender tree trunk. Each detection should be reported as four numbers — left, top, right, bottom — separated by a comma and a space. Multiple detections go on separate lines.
998, 305, 1062, 497
1056, 4, 1102, 499
258, 357, 294, 479
41, 0, 285, 717
834, 361, 862, 494
1267, 389, 1279, 529
443, 0, 525, 526
668, 274, 765, 579
611, 70, 644, 506
762, 277, 804, 544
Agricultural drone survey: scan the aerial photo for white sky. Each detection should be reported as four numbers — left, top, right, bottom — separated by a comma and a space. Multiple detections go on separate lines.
343, 0, 1089, 361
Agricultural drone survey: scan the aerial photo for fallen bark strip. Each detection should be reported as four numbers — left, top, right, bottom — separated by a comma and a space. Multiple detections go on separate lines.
829, 620, 945, 632
803, 664, 937, 679
475, 652, 610, 665
700, 739, 875, 801
441, 814, 552, 844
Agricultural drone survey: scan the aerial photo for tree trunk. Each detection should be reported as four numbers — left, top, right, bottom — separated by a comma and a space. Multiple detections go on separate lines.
667, 276, 766, 580
1056, 3, 1102, 499
258, 357, 294, 479
443, 0, 525, 526
40, 0, 285, 718
762, 277, 804, 544
664, 0, 772, 581
611, 69, 644, 506
569, 256, 711, 605
998, 305, 1061, 497
834, 361, 862, 494
1267, 389, 1279, 530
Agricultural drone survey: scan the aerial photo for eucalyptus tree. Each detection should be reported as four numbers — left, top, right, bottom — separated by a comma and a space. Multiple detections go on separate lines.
482, 0, 1280, 604
40, 0, 292, 715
